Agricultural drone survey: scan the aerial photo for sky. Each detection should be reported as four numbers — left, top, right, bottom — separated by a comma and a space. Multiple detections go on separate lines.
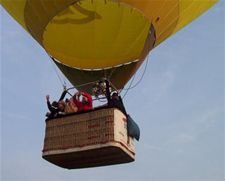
1, 1, 224, 181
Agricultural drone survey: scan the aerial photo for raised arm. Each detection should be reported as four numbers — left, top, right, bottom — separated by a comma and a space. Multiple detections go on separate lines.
46, 95, 57, 113
58, 90, 67, 101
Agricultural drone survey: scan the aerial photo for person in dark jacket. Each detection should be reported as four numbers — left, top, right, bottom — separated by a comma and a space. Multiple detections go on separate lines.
102, 79, 126, 115
102, 79, 140, 141
108, 92, 127, 116
45, 90, 67, 118
108, 92, 140, 141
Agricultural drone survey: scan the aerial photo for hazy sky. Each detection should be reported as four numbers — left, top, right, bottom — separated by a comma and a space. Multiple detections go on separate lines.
1, 1, 224, 181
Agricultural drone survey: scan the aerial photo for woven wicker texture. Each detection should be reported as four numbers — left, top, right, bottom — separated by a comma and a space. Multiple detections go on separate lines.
42, 108, 135, 169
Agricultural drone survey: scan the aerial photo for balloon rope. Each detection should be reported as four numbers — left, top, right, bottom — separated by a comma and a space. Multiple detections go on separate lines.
66, 80, 98, 91
107, 79, 117, 90
122, 72, 137, 99
108, 67, 117, 80
122, 54, 150, 98
47, 54, 66, 88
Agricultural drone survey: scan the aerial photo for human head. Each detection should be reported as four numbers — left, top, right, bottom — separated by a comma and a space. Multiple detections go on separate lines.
111, 92, 119, 100
82, 96, 88, 104
52, 101, 58, 108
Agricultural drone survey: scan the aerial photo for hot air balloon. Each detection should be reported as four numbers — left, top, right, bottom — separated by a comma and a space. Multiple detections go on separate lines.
1, 0, 218, 169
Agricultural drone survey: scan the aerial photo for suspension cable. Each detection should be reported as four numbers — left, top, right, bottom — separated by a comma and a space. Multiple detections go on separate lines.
122, 72, 137, 99
108, 67, 117, 80
66, 80, 99, 92
122, 54, 150, 98
46, 54, 67, 88
108, 80, 119, 92
46, 52, 149, 100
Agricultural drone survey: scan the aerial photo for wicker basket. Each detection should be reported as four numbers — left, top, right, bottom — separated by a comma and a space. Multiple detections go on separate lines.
42, 108, 135, 169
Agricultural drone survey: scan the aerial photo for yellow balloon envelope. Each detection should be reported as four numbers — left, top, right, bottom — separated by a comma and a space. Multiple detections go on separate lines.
1, 0, 218, 91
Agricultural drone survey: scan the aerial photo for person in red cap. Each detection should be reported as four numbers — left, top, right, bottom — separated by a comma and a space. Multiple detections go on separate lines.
73, 91, 93, 112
